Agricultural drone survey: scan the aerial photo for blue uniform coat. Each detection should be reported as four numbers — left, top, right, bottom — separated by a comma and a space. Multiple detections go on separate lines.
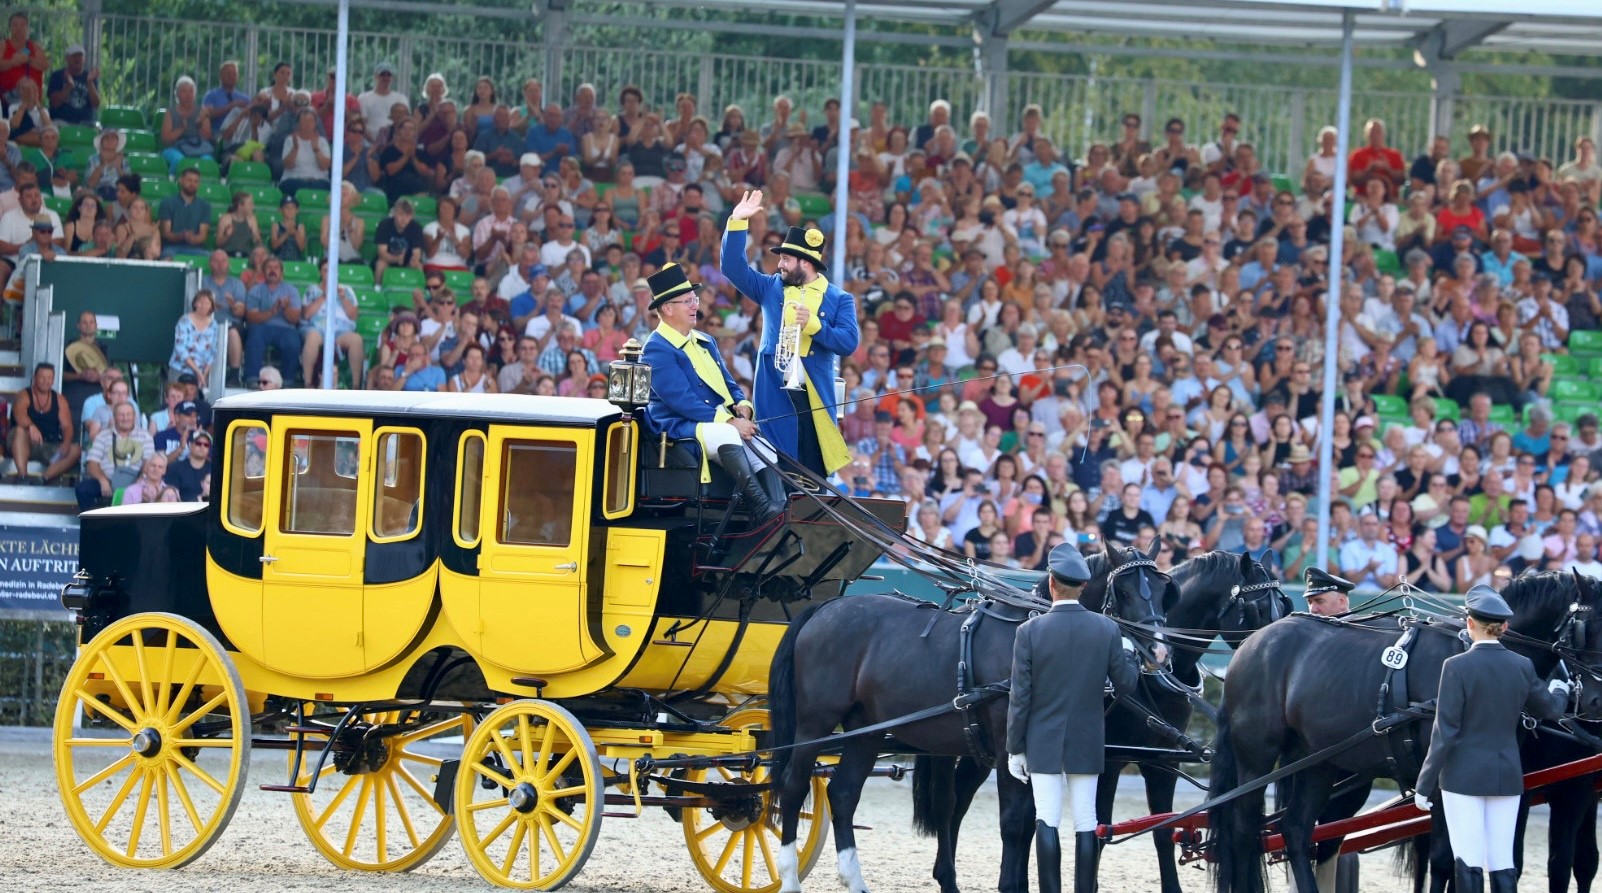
719, 224, 859, 464
640, 326, 747, 464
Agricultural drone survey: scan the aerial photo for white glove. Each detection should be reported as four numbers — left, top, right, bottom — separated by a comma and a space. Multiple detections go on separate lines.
1549, 678, 1572, 699
1414, 793, 1431, 812
1007, 753, 1029, 784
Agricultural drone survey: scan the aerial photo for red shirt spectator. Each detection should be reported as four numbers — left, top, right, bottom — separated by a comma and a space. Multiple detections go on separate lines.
0, 14, 45, 96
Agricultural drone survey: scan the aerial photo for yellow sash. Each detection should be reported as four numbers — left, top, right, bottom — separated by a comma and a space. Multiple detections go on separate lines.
655, 323, 745, 483
781, 278, 851, 474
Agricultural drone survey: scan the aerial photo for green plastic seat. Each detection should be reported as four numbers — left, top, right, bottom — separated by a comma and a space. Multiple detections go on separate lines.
1554, 402, 1592, 426
254, 208, 282, 233
1545, 353, 1578, 375
125, 153, 166, 178
794, 192, 832, 218
297, 188, 331, 209
227, 160, 272, 186
1489, 404, 1515, 426
1589, 356, 1602, 379
140, 177, 177, 202
100, 106, 146, 129
19, 146, 47, 170
246, 185, 284, 208
442, 270, 474, 293
355, 286, 389, 314
299, 211, 326, 256
228, 257, 249, 276
1370, 394, 1407, 417
281, 260, 319, 283
1373, 250, 1402, 277
1270, 174, 1296, 195
1570, 330, 1602, 356
404, 194, 437, 216
338, 264, 375, 287
382, 267, 426, 289
176, 157, 221, 180
121, 129, 158, 153
359, 192, 389, 214
177, 254, 210, 270
43, 195, 70, 216
56, 123, 96, 148
386, 287, 418, 310
198, 182, 233, 206
356, 315, 388, 340
1550, 379, 1599, 403
1433, 397, 1460, 422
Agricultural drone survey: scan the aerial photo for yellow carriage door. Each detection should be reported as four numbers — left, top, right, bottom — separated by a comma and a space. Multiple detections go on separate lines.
260, 417, 373, 678
475, 427, 599, 674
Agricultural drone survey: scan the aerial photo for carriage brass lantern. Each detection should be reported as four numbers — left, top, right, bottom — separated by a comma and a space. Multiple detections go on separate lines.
608, 338, 651, 414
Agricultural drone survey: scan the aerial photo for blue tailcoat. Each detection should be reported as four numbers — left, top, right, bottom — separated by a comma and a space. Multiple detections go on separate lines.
640, 327, 747, 463
719, 225, 859, 462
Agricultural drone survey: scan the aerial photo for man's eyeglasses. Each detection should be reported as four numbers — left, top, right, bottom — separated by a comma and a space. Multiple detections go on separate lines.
1166, 127, 1183, 136
662, 295, 700, 307
1276, 345, 1294, 352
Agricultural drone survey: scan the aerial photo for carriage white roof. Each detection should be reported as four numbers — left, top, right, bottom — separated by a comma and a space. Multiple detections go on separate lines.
215, 390, 624, 425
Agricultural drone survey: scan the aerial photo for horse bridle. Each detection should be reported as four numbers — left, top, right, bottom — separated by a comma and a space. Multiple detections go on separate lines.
1103, 556, 1170, 628
1228, 574, 1293, 630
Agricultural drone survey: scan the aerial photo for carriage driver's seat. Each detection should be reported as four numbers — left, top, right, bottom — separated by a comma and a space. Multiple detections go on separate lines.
636, 436, 737, 502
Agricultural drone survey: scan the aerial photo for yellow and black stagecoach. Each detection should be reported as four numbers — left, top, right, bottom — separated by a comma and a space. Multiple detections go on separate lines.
51, 349, 902, 891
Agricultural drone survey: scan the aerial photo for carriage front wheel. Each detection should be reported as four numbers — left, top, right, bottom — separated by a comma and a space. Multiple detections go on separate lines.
52, 612, 251, 868
291, 707, 471, 872
680, 707, 830, 893
454, 699, 603, 890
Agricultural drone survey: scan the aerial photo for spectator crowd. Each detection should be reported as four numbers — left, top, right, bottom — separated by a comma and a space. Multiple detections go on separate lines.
7, 9, 1602, 591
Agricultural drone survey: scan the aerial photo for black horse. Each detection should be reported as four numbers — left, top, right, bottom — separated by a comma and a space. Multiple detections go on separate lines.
910, 550, 1288, 893
765, 541, 1177, 893
1208, 570, 1598, 893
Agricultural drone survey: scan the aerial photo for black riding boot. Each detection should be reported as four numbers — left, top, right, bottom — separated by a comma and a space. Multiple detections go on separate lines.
1075, 831, 1100, 893
1034, 821, 1061, 893
1488, 868, 1518, 893
717, 445, 779, 523
757, 466, 789, 518
1455, 858, 1486, 893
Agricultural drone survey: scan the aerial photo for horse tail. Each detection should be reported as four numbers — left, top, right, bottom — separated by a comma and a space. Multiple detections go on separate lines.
1208, 707, 1267, 893
768, 601, 824, 793
911, 755, 954, 837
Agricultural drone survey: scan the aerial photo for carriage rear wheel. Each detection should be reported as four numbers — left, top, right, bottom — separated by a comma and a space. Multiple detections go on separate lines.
455, 699, 603, 890
291, 707, 471, 872
52, 612, 251, 868
680, 707, 830, 893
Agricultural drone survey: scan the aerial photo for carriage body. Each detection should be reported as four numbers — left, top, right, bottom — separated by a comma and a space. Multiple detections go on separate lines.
55, 389, 899, 889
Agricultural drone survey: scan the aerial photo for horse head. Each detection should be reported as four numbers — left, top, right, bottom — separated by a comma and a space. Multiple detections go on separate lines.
1219, 550, 1293, 646
1086, 539, 1178, 669
1556, 568, 1602, 721
1502, 569, 1595, 680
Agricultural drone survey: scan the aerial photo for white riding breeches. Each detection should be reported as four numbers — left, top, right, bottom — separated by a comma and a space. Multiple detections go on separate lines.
699, 423, 778, 469
1031, 773, 1099, 832
1441, 791, 1520, 871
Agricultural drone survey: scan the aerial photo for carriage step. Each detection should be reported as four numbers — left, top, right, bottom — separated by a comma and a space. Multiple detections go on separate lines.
603, 811, 638, 818
259, 784, 313, 793
284, 726, 331, 735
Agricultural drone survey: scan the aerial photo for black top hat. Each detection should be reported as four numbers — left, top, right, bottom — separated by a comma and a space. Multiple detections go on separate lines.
771, 225, 826, 267
646, 263, 700, 310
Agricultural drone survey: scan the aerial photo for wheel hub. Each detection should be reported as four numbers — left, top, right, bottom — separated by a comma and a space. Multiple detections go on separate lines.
130, 727, 162, 758
509, 782, 539, 814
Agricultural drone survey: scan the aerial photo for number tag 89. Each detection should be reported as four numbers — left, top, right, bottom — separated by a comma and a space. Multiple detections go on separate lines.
1380, 646, 1409, 670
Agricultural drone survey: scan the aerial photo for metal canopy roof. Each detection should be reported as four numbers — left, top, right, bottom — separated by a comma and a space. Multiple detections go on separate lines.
646, 0, 1602, 58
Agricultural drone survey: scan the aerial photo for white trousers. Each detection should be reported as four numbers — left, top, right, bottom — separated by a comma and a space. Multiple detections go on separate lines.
1031, 773, 1100, 832
1441, 791, 1521, 871
699, 423, 777, 469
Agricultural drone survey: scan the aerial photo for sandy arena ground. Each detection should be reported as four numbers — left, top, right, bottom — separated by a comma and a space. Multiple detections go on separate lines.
0, 726, 1551, 892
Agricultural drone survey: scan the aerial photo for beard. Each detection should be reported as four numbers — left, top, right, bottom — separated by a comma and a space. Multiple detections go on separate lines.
780, 263, 808, 287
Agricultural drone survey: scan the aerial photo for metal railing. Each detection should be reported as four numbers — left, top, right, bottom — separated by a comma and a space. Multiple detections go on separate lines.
31, 12, 1602, 180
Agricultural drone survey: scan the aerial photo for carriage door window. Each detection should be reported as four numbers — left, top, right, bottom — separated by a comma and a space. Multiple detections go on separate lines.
224, 422, 268, 536
371, 429, 425, 541
455, 433, 485, 546
602, 422, 636, 519
281, 432, 362, 535
499, 440, 578, 546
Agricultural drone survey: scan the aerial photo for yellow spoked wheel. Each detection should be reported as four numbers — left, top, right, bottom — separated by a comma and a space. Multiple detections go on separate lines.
291, 708, 470, 872
680, 708, 829, 893
455, 700, 603, 890
53, 612, 251, 869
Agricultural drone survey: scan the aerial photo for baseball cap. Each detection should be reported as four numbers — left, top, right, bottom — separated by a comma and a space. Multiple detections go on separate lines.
65, 44, 84, 56
176, 372, 199, 385
520, 152, 542, 168
631, 278, 651, 291
176, 400, 199, 415
375, 62, 396, 76
30, 214, 52, 230
189, 429, 213, 444
1355, 416, 1377, 429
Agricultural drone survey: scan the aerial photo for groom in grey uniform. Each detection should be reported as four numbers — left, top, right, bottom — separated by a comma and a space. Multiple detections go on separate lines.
1007, 543, 1142, 893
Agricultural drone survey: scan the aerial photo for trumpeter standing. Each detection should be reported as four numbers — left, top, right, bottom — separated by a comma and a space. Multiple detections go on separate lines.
719, 189, 858, 477
1008, 543, 1142, 893
1414, 585, 1572, 893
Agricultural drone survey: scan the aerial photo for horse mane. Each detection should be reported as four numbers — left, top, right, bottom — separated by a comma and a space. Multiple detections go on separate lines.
1500, 569, 1588, 623
1167, 550, 1248, 591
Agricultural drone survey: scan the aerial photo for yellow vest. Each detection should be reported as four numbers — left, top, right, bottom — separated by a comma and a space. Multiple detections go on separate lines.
780, 277, 851, 475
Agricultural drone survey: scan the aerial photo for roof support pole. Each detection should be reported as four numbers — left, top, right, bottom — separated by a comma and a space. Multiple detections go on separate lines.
973, 25, 1010, 135
1314, 9, 1354, 574
1428, 63, 1460, 143
321, 0, 351, 389
831, 0, 857, 278
541, 1, 570, 105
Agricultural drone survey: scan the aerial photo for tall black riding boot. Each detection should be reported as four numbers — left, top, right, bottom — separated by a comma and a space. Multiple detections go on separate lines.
1075, 831, 1100, 893
717, 445, 779, 523
757, 466, 790, 518
1034, 821, 1061, 893
1455, 858, 1486, 893
1488, 868, 1518, 893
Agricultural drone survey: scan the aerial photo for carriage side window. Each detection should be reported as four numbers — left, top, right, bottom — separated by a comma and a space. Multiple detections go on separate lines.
498, 440, 577, 547
456, 433, 485, 545
372, 430, 424, 540
281, 431, 361, 536
603, 422, 634, 518
225, 423, 268, 534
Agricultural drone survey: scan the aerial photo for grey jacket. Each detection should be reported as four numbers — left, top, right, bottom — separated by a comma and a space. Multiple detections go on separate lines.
1006, 600, 1141, 775
1416, 641, 1566, 799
